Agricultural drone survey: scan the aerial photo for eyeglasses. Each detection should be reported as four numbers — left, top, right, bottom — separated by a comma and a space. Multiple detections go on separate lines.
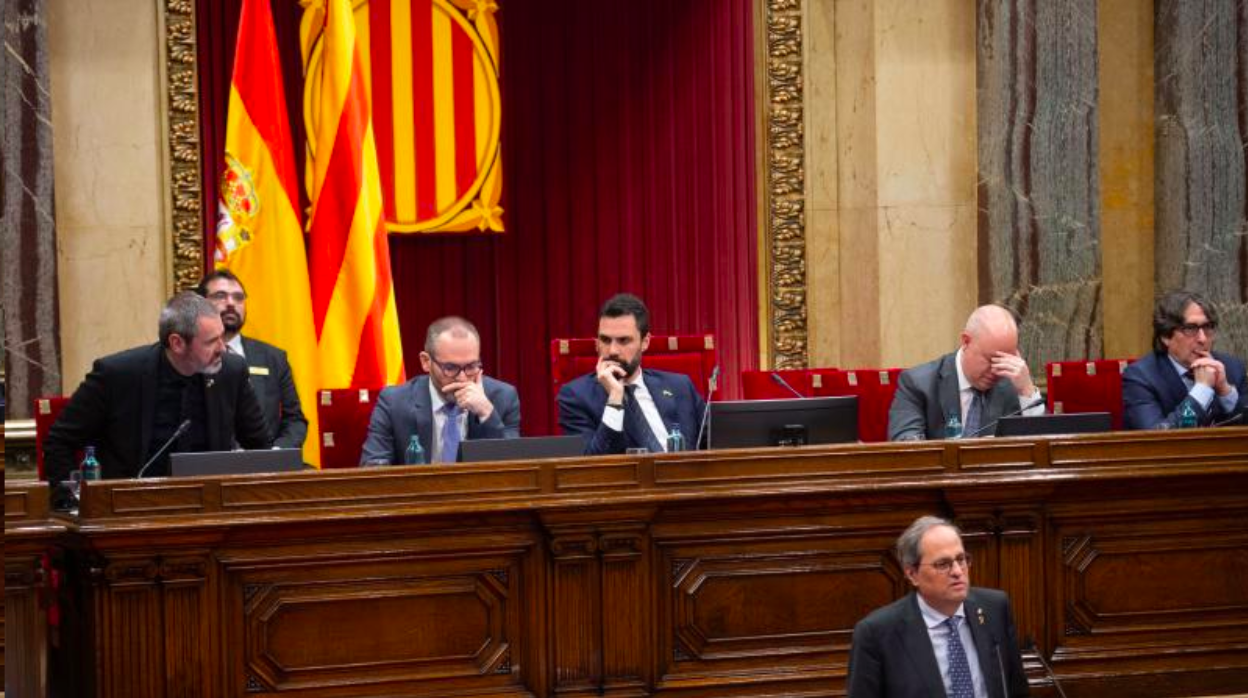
430, 358, 483, 377
207, 291, 247, 303
1177, 322, 1217, 337
919, 553, 972, 575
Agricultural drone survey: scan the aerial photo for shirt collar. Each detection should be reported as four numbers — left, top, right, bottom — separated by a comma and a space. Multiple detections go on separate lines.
954, 347, 972, 393
916, 592, 966, 629
226, 334, 245, 358
427, 377, 450, 411
1167, 353, 1191, 378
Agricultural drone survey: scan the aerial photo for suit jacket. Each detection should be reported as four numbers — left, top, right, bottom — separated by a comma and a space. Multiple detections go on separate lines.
888, 352, 1035, 441
557, 368, 706, 455
359, 375, 521, 465
240, 336, 307, 449
847, 588, 1030, 698
1122, 350, 1248, 430
44, 344, 270, 482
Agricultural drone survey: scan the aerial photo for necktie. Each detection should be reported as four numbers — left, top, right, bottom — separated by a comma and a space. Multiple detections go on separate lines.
963, 389, 985, 437
945, 616, 975, 698
440, 402, 461, 463
624, 385, 664, 453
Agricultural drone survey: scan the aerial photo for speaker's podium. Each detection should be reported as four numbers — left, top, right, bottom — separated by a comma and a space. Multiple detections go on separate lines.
9, 428, 1248, 697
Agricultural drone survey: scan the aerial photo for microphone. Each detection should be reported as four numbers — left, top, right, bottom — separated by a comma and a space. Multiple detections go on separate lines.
136, 419, 192, 478
1024, 637, 1069, 698
995, 643, 1011, 698
769, 372, 805, 399
1211, 411, 1245, 428
696, 366, 720, 449
964, 397, 1045, 439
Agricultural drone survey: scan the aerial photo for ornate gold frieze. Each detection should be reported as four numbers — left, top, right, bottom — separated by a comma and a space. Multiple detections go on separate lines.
163, 0, 203, 292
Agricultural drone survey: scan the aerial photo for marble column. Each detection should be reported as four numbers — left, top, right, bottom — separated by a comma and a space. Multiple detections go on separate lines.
1, 0, 62, 420
978, 0, 1103, 370
1154, 0, 1248, 360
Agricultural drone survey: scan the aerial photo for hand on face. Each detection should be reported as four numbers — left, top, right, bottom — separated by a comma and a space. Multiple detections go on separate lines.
442, 370, 494, 420
1190, 354, 1229, 394
990, 351, 1036, 396
596, 356, 627, 403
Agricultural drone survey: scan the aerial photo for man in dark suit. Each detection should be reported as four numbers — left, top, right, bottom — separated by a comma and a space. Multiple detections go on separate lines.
198, 270, 307, 449
847, 516, 1030, 698
888, 305, 1044, 441
360, 316, 520, 464
1123, 290, 1247, 429
44, 292, 271, 482
558, 293, 705, 455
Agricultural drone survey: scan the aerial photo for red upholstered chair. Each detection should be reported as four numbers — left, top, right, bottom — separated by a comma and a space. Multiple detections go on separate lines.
550, 334, 718, 406
316, 388, 382, 468
740, 369, 813, 399
1046, 359, 1134, 430
34, 396, 71, 480
809, 367, 904, 443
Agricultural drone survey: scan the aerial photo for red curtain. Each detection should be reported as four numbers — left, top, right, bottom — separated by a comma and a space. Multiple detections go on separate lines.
196, 0, 759, 436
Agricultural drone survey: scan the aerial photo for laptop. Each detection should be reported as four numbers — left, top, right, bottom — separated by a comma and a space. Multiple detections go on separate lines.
458, 435, 585, 463
994, 412, 1112, 437
170, 448, 305, 477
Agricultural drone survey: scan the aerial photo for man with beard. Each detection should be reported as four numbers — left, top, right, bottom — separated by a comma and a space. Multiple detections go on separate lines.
44, 292, 270, 482
197, 270, 307, 448
558, 293, 706, 455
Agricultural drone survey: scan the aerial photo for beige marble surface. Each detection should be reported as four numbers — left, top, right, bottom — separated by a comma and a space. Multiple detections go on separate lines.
48, 0, 169, 389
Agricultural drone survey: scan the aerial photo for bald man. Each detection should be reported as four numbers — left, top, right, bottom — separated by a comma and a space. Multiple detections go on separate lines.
888, 305, 1045, 441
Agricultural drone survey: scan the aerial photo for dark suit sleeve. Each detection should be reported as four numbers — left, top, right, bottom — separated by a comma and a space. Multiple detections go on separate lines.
888, 368, 929, 441
557, 382, 624, 455
474, 381, 521, 439
846, 616, 885, 698
1122, 362, 1197, 430
360, 390, 398, 464
270, 349, 308, 449
43, 359, 111, 484
234, 376, 271, 449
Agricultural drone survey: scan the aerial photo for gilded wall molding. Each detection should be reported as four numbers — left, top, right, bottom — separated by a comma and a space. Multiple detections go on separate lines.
760, 0, 808, 369
163, 0, 204, 292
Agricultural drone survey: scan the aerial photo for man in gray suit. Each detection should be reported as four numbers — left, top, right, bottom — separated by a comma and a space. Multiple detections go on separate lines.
847, 516, 1030, 697
887, 305, 1043, 440
360, 316, 520, 464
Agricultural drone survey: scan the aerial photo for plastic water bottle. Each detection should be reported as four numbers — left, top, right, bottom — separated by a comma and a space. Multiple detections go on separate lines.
944, 415, 963, 439
666, 425, 687, 452
81, 446, 102, 481
1178, 401, 1198, 429
404, 435, 427, 465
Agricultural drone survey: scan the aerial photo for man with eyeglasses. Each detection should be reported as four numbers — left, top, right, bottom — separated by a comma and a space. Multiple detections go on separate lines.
197, 270, 307, 449
1123, 290, 1247, 429
847, 516, 1030, 698
360, 316, 520, 464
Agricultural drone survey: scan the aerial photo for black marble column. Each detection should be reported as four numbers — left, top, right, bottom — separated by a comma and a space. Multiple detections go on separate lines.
1155, 0, 1248, 360
1, 0, 62, 419
977, 0, 1103, 369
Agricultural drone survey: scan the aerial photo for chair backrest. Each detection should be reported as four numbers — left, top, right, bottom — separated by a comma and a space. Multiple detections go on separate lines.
1046, 359, 1134, 431
740, 369, 815, 400
550, 334, 718, 401
316, 388, 381, 468
34, 396, 71, 480
809, 368, 904, 443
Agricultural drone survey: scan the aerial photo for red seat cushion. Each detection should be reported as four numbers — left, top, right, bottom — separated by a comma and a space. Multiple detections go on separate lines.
740, 369, 814, 399
809, 368, 903, 443
316, 388, 381, 468
34, 396, 71, 480
1046, 359, 1134, 431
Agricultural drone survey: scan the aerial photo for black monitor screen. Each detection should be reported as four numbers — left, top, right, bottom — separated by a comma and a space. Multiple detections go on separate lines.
994, 412, 1112, 437
707, 396, 859, 449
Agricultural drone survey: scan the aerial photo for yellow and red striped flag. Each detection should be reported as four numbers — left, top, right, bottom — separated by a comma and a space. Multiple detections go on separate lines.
215, 0, 322, 466
308, 0, 406, 389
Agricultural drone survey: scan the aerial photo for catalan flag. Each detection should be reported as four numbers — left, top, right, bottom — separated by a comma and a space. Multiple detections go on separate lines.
308, 0, 406, 388
215, 0, 322, 466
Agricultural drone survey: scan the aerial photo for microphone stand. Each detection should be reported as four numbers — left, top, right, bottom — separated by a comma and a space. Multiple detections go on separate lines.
696, 366, 720, 449
769, 372, 805, 399
963, 397, 1046, 439
136, 419, 192, 478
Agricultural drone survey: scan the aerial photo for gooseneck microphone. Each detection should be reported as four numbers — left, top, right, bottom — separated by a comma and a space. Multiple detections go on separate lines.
1024, 637, 1069, 698
1211, 411, 1245, 428
995, 642, 1010, 698
136, 419, 192, 478
696, 366, 720, 449
964, 397, 1046, 439
769, 372, 805, 399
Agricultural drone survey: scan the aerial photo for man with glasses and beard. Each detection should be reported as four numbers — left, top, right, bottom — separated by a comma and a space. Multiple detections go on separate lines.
558, 293, 706, 455
197, 270, 307, 449
1123, 289, 1247, 429
360, 316, 520, 464
44, 292, 270, 482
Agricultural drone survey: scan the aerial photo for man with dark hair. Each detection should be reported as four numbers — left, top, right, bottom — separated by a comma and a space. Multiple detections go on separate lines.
196, 270, 307, 449
1122, 290, 1247, 429
44, 292, 270, 482
847, 516, 1030, 697
360, 316, 520, 464
557, 293, 705, 455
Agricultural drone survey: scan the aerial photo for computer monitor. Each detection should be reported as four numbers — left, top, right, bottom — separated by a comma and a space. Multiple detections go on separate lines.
169, 448, 305, 477
707, 396, 859, 449
994, 412, 1112, 437
458, 435, 586, 463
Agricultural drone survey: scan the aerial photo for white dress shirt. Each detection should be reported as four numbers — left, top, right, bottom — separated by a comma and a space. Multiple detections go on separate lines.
600, 373, 671, 451
916, 594, 988, 698
427, 379, 467, 463
954, 347, 1044, 427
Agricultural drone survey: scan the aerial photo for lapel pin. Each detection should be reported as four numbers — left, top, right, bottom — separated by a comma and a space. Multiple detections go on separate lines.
977, 608, 986, 626
662, 388, 674, 398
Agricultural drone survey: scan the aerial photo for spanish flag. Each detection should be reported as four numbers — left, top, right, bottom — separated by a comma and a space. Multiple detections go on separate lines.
308, 0, 406, 389
216, 0, 322, 466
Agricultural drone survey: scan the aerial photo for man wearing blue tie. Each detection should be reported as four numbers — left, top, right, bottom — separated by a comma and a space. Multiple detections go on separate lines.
846, 516, 1030, 697
360, 317, 520, 464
